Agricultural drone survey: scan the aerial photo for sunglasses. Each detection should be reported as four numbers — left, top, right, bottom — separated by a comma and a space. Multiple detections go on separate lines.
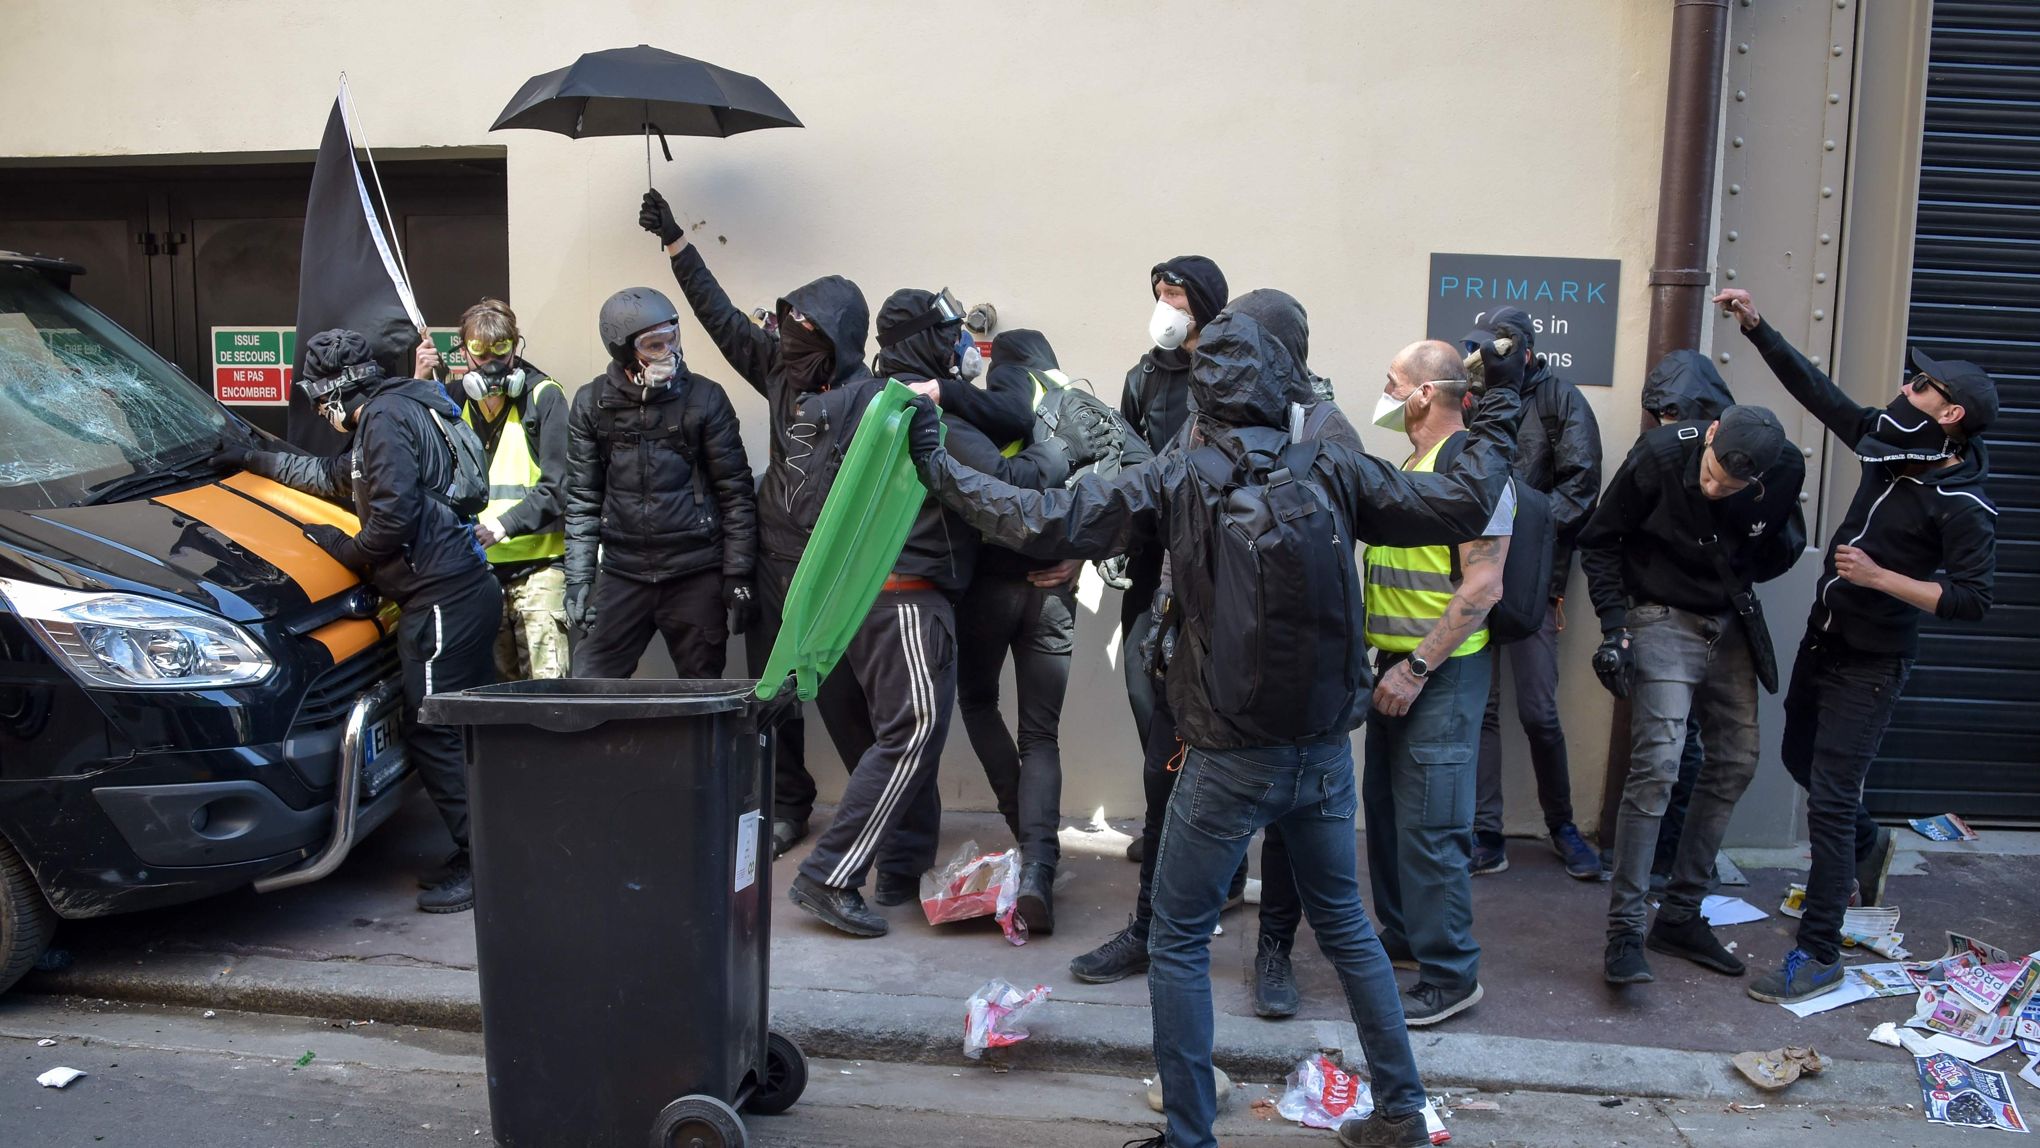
465, 336, 516, 359
1907, 371, 1955, 404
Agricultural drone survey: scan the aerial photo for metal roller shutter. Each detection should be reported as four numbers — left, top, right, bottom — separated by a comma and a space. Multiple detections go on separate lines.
1868, 0, 2040, 822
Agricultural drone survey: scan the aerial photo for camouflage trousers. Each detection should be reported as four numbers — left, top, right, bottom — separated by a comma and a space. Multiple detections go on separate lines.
492, 565, 569, 681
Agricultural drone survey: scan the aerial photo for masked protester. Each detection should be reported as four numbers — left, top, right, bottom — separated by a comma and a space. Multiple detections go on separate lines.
908, 305, 1529, 1148
416, 300, 572, 681
564, 287, 756, 681
1716, 288, 1999, 1006
1578, 403, 1806, 989
215, 329, 499, 913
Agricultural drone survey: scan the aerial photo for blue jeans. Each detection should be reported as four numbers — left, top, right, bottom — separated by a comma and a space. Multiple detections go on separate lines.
1363, 649, 1490, 991
1149, 742, 1425, 1148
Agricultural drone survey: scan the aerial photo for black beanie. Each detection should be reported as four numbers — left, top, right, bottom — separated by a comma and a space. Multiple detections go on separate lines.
1151, 256, 1228, 328
303, 328, 376, 381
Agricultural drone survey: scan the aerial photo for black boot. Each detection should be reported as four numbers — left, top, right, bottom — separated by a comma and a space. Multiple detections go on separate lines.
788, 874, 888, 937
417, 853, 474, 914
771, 818, 809, 860
872, 871, 917, 908
1253, 935, 1299, 1019
1070, 917, 1149, 984
1016, 862, 1055, 936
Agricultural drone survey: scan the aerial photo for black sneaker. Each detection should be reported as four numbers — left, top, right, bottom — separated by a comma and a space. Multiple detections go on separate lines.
1647, 912, 1746, 976
771, 818, 809, 860
871, 871, 917, 907
1070, 918, 1149, 984
1338, 1108, 1430, 1148
416, 849, 464, 889
1604, 932, 1653, 984
788, 874, 888, 937
1125, 836, 1145, 864
1016, 862, 1056, 936
1470, 834, 1509, 876
1857, 826, 1896, 908
1253, 935, 1299, 1019
1550, 823, 1601, 880
1403, 980, 1482, 1027
417, 854, 474, 914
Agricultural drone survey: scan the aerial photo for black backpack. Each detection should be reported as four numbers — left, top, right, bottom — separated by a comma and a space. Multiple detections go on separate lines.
1435, 434, 1554, 645
1186, 427, 1364, 742
407, 397, 489, 520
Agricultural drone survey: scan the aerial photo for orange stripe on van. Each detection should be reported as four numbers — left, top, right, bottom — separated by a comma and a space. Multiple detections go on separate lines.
308, 617, 382, 663
154, 483, 357, 604
221, 472, 360, 531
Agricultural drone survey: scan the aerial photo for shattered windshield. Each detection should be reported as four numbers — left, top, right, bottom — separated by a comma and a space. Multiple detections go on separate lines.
0, 266, 239, 510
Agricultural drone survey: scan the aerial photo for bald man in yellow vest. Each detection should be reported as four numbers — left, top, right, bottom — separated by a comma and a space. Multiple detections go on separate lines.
1359, 340, 1515, 1029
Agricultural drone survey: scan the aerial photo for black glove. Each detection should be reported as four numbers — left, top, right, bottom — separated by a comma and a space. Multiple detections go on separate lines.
1137, 588, 1177, 680
210, 442, 252, 471
639, 189, 683, 246
1592, 628, 1634, 700
906, 396, 944, 467
302, 523, 349, 554
724, 578, 760, 635
1476, 338, 1526, 394
564, 580, 596, 632
1051, 407, 1118, 470
1094, 554, 1132, 591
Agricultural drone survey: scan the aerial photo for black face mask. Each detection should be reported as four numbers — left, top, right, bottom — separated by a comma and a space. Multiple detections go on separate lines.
1856, 393, 1953, 464
779, 320, 834, 391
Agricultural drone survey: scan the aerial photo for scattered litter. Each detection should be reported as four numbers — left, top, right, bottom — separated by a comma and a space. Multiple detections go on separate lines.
1914, 1032, 2017, 1065
963, 980, 1050, 1059
1725, 942, 1739, 954
1250, 1096, 1279, 1121
35, 1038, 56, 1047
1274, 1055, 1373, 1129
1908, 814, 1978, 843
36, 1067, 85, 1089
201, 1010, 216, 1019
922, 841, 1026, 945
1870, 1022, 1906, 1049
1599, 1098, 1624, 1108
293, 1051, 315, 1069
838, 1069, 852, 1075
1700, 895, 1768, 927
1726, 1102, 1766, 1113
1915, 1053, 2028, 1133
1213, 922, 1224, 937
2020, 1055, 2040, 1093
348, 1019, 375, 1027
1422, 1098, 1450, 1143
1781, 963, 1915, 1017
1732, 1046, 1826, 1092
1841, 904, 1908, 959
1149, 1067, 1233, 1114
1779, 884, 1804, 919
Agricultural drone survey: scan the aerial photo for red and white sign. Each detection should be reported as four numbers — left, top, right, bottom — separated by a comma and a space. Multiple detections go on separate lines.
214, 366, 288, 406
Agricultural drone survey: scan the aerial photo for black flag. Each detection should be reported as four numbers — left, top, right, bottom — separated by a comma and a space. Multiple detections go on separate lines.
287, 87, 425, 451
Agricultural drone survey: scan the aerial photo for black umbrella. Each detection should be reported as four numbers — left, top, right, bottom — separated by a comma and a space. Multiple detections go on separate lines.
491, 44, 801, 185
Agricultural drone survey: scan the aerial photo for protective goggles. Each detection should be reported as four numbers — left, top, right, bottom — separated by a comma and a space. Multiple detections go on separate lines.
1907, 371, 1955, 404
877, 288, 965, 348
465, 336, 516, 359
632, 323, 680, 358
297, 361, 381, 403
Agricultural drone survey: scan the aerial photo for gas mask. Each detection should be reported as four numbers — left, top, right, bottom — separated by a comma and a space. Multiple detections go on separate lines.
461, 356, 527, 403
628, 352, 679, 401
954, 329, 983, 381
1149, 299, 1193, 351
300, 362, 382, 435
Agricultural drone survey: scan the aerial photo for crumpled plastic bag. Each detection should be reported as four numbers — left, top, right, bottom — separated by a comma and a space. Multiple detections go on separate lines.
1275, 1054, 1374, 1129
921, 839, 1026, 944
963, 979, 1050, 1059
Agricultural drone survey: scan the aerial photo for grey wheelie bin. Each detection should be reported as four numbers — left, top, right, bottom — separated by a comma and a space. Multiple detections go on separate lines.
419, 679, 806, 1148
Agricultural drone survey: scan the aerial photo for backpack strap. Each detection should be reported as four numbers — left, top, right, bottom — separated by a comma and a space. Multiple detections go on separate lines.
1187, 441, 1235, 492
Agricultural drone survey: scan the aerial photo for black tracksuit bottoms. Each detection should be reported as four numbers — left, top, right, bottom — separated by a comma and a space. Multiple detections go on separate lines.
398, 573, 503, 853
755, 555, 815, 826
797, 588, 956, 892
572, 567, 727, 679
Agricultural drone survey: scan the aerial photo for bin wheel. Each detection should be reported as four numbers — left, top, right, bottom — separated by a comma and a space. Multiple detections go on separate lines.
650, 1094, 746, 1148
745, 1030, 808, 1116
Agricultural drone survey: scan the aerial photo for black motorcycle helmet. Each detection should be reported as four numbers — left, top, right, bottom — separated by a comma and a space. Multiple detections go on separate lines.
598, 287, 680, 366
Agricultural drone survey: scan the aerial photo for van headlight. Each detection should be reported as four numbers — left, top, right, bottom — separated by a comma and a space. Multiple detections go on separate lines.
0, 577, 273, 689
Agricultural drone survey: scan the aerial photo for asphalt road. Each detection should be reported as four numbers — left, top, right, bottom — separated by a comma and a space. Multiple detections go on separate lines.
0, 995, 2006, 1147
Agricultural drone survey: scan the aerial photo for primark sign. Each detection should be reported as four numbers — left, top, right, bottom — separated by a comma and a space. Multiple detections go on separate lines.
1425, 253, 1622, 388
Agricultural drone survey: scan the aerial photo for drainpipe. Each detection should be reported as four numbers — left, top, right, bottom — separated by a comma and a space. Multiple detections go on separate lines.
1596, 0, 1733, 856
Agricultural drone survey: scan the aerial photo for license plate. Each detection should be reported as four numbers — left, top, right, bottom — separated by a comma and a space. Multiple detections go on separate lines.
361, 713, 406, 799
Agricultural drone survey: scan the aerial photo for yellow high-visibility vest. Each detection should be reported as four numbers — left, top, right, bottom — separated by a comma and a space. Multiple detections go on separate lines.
464, 378, 566, 564
1362, 436, 1488, 657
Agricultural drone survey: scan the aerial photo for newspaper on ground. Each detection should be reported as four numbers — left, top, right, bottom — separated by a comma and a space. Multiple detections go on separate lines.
1915, 1053, 2028, 1133
1781, 962, 1915, 1017
1908, 814, 1979, 843
1842, 904, 1909, 959
1700, 895, 1768, 927
1901, 935, 2040, 1049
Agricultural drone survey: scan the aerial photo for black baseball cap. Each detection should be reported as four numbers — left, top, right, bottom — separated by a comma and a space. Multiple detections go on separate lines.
1462, 306, 1536, 355
1711, 404, 1787, 480
1910, 347, 1998, 438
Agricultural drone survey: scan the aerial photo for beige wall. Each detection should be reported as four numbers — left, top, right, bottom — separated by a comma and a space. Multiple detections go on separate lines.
0, 0, 1681, 835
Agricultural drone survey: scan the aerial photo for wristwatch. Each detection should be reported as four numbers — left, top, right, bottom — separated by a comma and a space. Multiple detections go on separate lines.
1406, 653, 1432, 680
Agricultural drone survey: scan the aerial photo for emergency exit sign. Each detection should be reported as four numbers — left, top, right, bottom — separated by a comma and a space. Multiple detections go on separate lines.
211, 327, 295, 406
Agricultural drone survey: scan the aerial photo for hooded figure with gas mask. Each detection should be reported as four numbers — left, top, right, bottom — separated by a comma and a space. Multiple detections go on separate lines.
1715, 288, 1998, 1009
415, 299, 573, 681
217, 328, 500, 914
563, 286, 757, 682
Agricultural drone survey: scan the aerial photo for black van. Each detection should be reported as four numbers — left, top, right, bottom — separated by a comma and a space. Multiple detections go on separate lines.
0, 252, 410, 994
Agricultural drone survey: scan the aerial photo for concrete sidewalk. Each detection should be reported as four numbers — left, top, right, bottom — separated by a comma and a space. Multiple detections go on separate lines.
17, 791, 2039, 1108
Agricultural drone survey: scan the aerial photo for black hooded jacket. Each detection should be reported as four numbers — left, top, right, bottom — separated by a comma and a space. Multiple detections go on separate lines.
1475, 309, 1603, 598
248, 375, 489, 606
668, 245, 870, 568
1641, 350, 1736, 423
564, 357, 756, 586
1743, 319, 1996, 654
918, 309, 1522, 750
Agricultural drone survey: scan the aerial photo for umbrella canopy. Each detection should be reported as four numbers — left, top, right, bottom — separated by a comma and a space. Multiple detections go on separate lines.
491, 44, 801, 139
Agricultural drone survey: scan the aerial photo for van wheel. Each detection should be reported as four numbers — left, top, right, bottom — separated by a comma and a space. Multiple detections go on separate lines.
0, 836, 57, 996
